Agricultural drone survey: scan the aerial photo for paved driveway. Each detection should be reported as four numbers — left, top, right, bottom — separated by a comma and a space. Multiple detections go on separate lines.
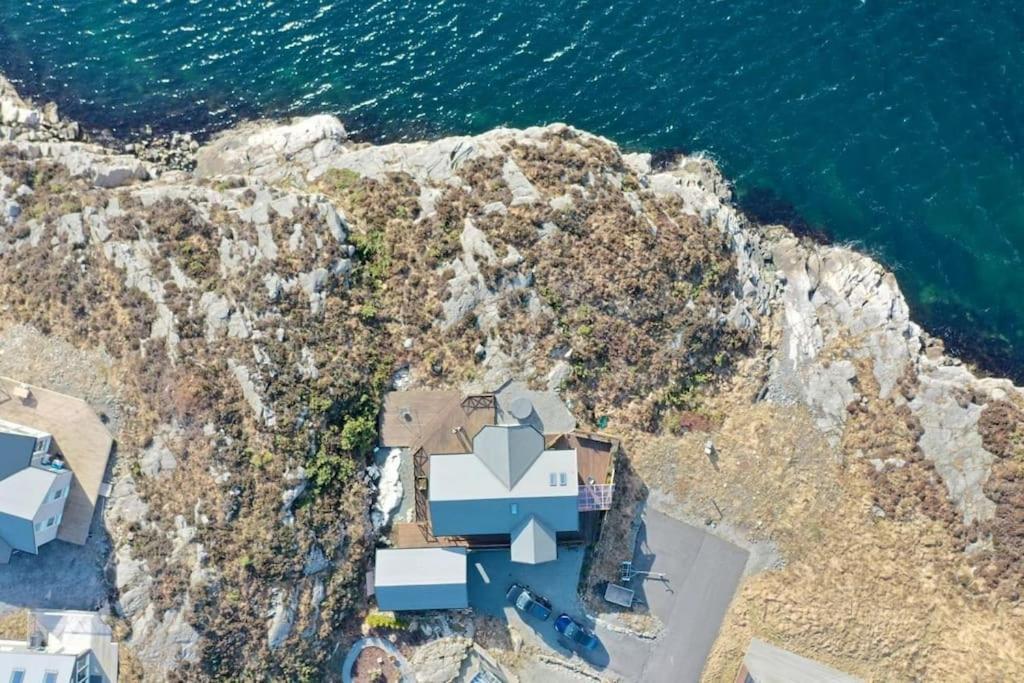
0, 506, 109, 615
598, 509, 749, 682
466, 509, 748, 682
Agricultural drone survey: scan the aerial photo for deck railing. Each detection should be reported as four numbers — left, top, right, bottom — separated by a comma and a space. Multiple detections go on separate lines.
578, 484, 615, 511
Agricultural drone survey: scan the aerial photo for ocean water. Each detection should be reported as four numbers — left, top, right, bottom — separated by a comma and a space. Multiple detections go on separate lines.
3, 1, 1024, 377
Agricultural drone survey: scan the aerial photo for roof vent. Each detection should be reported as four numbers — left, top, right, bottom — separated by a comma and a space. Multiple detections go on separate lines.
12, 385, 32, 403
509, 397, 534, 421
399, 407, 412, 422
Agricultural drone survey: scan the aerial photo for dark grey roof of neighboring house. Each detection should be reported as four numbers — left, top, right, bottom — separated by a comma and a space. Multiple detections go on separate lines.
0, 429, 35, 481
510, 515, 557, 564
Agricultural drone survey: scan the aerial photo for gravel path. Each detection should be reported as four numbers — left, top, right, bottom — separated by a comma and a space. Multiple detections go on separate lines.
341, 637, 415, 683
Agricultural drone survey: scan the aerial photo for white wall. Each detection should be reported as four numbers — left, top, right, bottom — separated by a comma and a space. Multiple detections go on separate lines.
32, 471, 72, 548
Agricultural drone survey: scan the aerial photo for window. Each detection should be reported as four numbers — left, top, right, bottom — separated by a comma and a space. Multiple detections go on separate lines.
43, 673, 58, 683
10, 670, 24, 683
510, 503, 518, 515
53, 487, 64, 500
549, 473, 558, 487
34, 522, 43, 532
559, 472, 568, 486
45, 516, 55, 528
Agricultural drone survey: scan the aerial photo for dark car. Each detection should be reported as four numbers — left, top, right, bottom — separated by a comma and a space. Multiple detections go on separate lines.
505, 583, 552, 620
553, 614, 599, 651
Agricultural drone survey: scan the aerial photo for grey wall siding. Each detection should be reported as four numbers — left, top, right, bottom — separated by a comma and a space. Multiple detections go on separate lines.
376, 583, 468, 611
430, 496, 578, 537
0, 432, 34, 480
0, 511, 36, 553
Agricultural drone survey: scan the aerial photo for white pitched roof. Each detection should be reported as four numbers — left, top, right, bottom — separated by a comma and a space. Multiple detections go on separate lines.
0, 650, 76, 683
374, 548, 467, 587
0, 467, 58, 519
510, 516, 557, 564
430, 448, 577, 502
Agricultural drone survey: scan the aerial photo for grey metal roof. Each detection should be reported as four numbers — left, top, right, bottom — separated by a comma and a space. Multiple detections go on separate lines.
374, 547, 467, 588
495, 380, 577, 435
473, 424, 545, 489
743, 638, 862, 683
510, 515, 557, 564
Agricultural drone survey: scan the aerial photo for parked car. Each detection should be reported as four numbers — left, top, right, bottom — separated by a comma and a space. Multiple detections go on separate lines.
505, 583, 552, 620
553, 614, 599, 651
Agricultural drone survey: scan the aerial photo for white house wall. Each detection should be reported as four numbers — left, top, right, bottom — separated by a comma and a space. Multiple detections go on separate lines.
32, 470, 72, 548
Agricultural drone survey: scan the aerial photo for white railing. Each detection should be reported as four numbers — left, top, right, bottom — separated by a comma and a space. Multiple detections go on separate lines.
578, 484, 614, 511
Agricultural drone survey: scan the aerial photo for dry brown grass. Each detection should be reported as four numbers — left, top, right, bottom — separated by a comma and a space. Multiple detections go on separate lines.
0, 610, 29, 641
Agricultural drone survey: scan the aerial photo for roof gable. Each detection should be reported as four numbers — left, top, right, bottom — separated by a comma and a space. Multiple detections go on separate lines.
473, 424, 545, 489
510, 515, 557, 564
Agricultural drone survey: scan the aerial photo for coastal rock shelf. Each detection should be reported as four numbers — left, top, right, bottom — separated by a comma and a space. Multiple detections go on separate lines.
1, 72, 1022, 680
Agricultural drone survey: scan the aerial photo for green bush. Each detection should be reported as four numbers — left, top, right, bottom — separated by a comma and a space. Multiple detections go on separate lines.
365, 610, 404, 630
340, 414, 377, 455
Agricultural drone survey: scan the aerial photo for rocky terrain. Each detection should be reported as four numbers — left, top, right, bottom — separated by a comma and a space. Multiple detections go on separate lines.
2, 73, 1023, 680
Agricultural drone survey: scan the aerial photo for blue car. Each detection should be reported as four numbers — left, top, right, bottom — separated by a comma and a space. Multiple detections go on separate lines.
553, 614, 599, 651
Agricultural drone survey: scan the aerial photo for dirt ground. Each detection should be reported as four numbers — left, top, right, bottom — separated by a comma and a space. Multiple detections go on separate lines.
618, 384, 1024, 681
352, 646, 400, 683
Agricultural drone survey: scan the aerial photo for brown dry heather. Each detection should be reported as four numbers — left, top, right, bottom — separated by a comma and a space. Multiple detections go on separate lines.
4, 118, 1021, 680
0, 131, 752, 680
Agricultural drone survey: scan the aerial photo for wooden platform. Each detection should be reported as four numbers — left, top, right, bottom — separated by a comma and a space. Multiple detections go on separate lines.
550, 431, 617, 486
379, 390, 462, 448
0, 378, 113, 545
393, 523, 508, 550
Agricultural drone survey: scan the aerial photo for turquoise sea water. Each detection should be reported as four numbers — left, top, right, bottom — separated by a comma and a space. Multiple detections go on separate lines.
3, 1, 1024, 377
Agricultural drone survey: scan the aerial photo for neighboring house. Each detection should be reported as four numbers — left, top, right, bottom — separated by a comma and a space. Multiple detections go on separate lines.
373, 548, 468, 611
0, 610, 119, 683
0, 419, 73, 563
0, 379, 114, 564
429, 424, 578, 564
736, 638, 861, 683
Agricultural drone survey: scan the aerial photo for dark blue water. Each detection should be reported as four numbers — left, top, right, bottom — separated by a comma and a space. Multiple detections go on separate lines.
3, 1, 1024, 378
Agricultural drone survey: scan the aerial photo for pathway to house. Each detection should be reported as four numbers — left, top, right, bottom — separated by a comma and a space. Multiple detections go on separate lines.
341, 636, 415, 683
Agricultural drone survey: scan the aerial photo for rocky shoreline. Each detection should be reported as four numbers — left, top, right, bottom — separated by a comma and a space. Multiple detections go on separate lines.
3, 73, 1023, 679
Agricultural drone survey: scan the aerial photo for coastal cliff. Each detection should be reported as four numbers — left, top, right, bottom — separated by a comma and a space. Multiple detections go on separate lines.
2, 75, 1023, 679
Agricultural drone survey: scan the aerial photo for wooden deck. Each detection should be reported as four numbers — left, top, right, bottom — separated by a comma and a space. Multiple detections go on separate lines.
549, 431, 618, 486
0, 378, 113, 545
379, 390, 462, 448
393, 523, 508, 550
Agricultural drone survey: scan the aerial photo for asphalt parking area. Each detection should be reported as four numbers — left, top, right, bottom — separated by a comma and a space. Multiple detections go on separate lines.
466, 509, 749, 682
466, 546, 611, 669
598, 509, 749, 682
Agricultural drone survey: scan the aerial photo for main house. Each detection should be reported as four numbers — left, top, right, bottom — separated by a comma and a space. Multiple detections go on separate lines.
0, 379, 114, 564
373, 381, 618, 611
429, 424, 578, 564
